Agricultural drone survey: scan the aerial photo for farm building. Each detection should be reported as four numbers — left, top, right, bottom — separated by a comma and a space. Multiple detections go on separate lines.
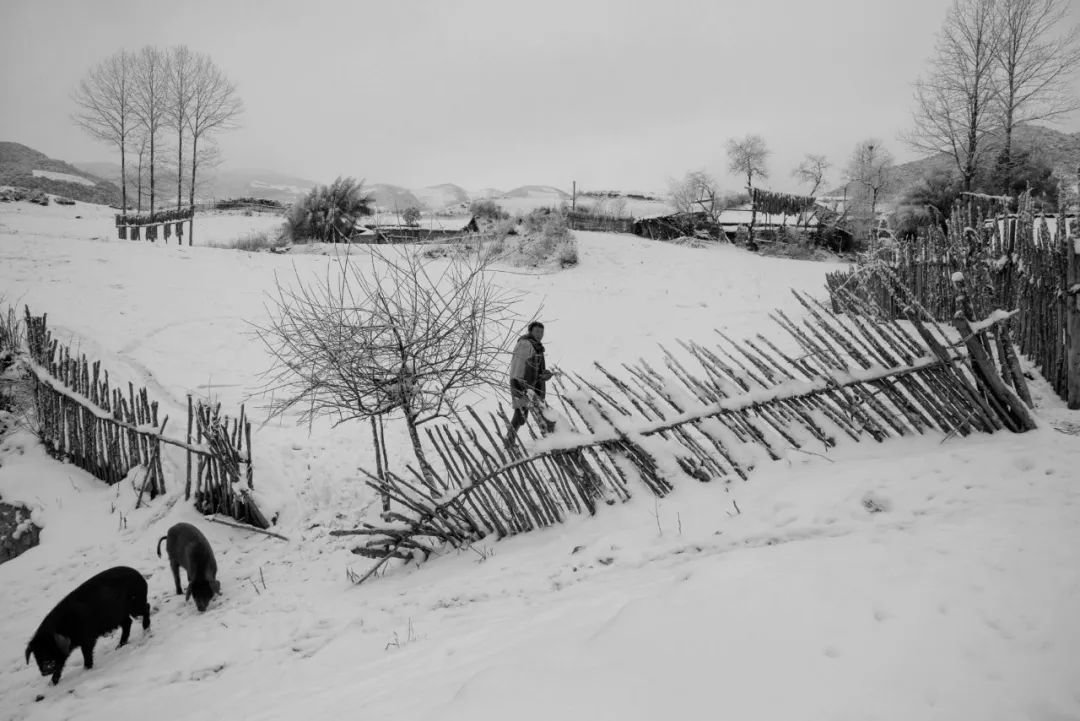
355, 215, 479, 243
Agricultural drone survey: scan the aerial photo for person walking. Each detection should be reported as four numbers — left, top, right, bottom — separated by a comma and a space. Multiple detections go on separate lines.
507, 321, 555, 440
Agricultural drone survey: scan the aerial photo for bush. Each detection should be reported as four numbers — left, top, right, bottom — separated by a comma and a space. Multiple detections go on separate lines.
215, 197, 285, 211
501, 209, 578, 268
402, 206, 421, 227
287, 177, 373, 243
208, 229, 289, 252
469, 199, 508, 221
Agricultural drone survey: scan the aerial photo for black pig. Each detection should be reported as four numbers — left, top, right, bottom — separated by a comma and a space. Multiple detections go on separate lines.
157, 522, 220, 612
25, 566, 151, 685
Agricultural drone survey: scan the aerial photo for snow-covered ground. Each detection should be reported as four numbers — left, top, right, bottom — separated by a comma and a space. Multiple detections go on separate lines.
1, 197, 1078, 721
30, 170, 97, 187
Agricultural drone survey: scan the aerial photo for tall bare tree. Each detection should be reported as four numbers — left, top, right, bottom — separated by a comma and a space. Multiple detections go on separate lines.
166, 45, 197, 210
993, 0, 1080, 185
71, 50, 135, 211
186, 53, 243, 243
668, 170, 719, 214
846, 139, 895, 237
906, 0, 1001, 191
792, 154, 830, 196
726, 134, 770, 248
133, 129, 149, 213
131, 46, 169, 213
726, 134, 771, 190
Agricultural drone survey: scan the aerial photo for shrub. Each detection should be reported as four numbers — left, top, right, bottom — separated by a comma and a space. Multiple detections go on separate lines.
287, 177, 373, 243
402, 206, 421, 227
501, 209, 578, 268
208, 229, 289, 252
555, 241, 578, 268
469, 199, 508, 221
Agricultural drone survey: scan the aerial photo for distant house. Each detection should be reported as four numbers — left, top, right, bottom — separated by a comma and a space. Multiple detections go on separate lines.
355, 214, 479, 243
633, 205, 825, 241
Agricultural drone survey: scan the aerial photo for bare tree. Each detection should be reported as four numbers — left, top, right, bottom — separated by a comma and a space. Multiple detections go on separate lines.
792, 154, 831, 196
668, 170, 719, 214
255, 246, 523, 483
191, 141, 223, 199
726, 135, 770, 190
993, 0, 1080, 184
71, 50, 135, 211
131, 46, 169, 213
846, 139, 896, 237
186, 53, 243, 243
166, 45, 197, 210
134, 132, 147, 213
727, 135, 770, 248
906, 0, 1001, 191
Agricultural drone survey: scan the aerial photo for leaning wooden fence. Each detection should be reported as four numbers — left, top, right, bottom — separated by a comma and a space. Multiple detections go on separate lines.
826, 194, 1080, 408
335, 285, 1035, 583
115, 206, 194, 244
21, 307, 269, 528
566, 211, 635, 234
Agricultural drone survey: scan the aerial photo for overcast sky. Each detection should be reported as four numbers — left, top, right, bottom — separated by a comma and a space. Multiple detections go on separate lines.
2, 0, 1078, 194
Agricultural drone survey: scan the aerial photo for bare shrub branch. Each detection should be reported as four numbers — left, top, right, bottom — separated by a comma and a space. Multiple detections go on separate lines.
254, 245, 525, 479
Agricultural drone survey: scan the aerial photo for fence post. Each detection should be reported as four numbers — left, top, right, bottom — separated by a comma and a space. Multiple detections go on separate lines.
1068, 224, 1080, 410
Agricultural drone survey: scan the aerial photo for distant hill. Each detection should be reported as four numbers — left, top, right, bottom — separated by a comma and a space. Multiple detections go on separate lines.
367, 183, 424, 213
502, 185, 571, 200
73, 162, 318, 205
60, 152, 586, 215
829, 123, 1080, 203
412, 183, 470, 210
1, 142, 121, 205
208, 168, 317, 203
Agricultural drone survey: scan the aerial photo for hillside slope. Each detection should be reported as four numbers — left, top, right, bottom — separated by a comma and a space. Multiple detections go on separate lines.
0, 142, 121, 205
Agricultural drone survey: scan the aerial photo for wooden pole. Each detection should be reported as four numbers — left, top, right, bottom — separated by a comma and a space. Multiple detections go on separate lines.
1068, 225, 1080, 409
135, 418, 168, 509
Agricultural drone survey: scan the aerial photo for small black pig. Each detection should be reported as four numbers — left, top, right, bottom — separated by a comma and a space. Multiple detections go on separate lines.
157, 522, 220, 612
25, 566, 151, 685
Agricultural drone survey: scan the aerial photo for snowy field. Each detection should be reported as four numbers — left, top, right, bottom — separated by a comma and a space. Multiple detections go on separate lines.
1, 197, 1079, 721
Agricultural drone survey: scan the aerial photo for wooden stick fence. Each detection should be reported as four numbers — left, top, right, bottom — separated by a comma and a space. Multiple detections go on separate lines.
115, 207, 194, 245
826, 193, 1080, 408
20, 307, 269, 528
24, 309, 166, 496
188, 398, 267, 529
338, 286, 1034, 583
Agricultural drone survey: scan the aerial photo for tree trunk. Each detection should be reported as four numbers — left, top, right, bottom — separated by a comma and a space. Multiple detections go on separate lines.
1068, 231, 1080, 409
746, 174, 757, 251
404, 410, 437, 486
188, 134, 198, 246
149, 129, 156, 214
176, 128, 184, 211
372, 416, 389, 512
1001, 102, 1015, 194
137, 154, 144, 213
120, 136, 127, 212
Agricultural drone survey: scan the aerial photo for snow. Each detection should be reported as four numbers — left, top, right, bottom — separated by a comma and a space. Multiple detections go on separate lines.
1, 198, 1080, 720
31, 169, 96, 187
970, 308, 1020, 333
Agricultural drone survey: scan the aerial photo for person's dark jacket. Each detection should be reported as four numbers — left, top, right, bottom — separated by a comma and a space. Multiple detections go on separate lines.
509, 335, 551, 407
